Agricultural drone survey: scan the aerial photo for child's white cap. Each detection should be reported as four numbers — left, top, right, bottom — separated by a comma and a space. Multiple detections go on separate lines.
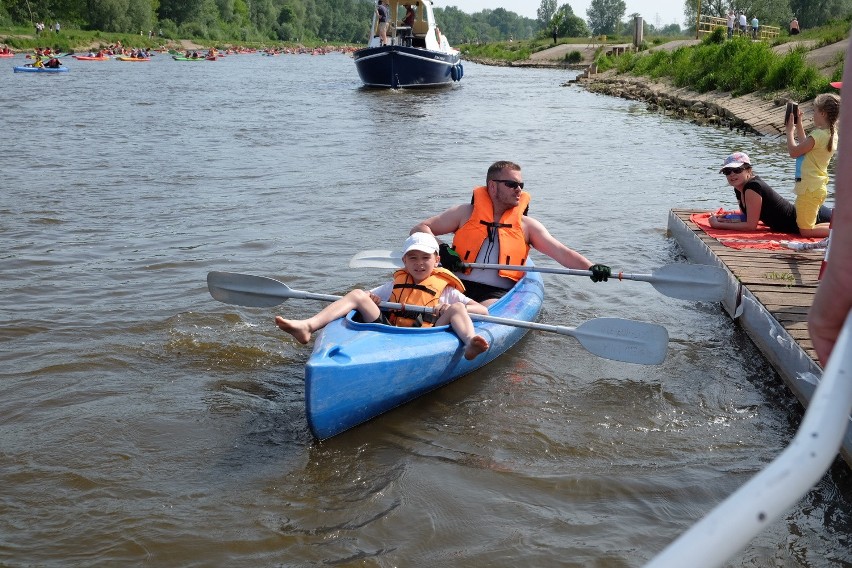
403, 232, 439, 255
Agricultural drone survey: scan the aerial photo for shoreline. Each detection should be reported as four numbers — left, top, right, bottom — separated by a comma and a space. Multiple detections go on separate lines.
466, 36, 847, 140
572, 70, 795, 138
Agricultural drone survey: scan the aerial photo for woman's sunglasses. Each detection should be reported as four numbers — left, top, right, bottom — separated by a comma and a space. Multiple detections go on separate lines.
721, 167, 745, 175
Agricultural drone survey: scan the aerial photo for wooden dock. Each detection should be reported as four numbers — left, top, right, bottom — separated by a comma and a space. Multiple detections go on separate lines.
668, 209, 852, 466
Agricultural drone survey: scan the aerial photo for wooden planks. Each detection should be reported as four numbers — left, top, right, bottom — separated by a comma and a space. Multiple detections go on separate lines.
670, 209, 825, 363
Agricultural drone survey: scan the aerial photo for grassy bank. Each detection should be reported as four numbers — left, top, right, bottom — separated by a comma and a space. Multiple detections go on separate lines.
459, 35, 639, 63
596, 19, 849, 100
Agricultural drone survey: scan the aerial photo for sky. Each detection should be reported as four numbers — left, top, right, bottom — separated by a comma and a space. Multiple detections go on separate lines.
439, 0, 690, 27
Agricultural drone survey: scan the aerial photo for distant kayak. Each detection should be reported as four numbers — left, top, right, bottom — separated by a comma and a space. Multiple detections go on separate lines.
0, 52, 14, 58
172, 56, 214, 61
73, 55, 110, 61
14, 66, 69, 73
115, 56, 150, 62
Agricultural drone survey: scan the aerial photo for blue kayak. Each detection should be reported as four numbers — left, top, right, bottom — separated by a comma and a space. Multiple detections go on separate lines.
305, 269, 545, 440
14, 66, 69, 73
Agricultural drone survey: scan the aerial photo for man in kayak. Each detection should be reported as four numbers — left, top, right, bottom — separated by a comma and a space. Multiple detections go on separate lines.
411, 160, 611, 306
276, 232, 491, 360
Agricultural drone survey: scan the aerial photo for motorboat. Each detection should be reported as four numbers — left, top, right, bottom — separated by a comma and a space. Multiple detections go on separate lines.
353, 0, 463, 88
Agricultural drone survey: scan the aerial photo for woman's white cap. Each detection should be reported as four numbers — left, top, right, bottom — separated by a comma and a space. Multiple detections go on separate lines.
719, 152, 751, 172
403, 232, 439, 254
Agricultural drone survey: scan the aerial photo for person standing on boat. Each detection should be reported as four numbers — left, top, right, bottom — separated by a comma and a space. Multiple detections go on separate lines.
403, 4, 416, 27
377, 0, 390, 46
275, 233, 491, 361
411, 160, 611, 306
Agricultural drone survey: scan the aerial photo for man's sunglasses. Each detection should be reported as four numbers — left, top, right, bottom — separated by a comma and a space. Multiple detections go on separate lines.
721, 167, 745, 175
492, 179, 525, 189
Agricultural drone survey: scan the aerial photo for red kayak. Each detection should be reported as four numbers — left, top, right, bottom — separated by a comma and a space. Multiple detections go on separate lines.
73, 55, 110, 61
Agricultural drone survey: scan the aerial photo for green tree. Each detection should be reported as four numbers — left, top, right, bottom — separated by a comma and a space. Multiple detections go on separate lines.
537, 0, 557, 28
158, 0, 205, 25
555, 3, 588, 37
587, 0, 626, 35
789, 0, 852, 28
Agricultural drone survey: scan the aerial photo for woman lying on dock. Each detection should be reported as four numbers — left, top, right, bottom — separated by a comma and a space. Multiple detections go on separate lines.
708, 152, 831, 233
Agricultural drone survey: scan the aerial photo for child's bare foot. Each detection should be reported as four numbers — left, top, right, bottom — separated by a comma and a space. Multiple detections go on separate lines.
464, 335, 489, 360
274, 316, 312, 344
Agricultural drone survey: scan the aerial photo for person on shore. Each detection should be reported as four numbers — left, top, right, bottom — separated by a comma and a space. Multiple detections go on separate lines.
275, 233, 490, 361
786, 94, 840, 238
738, 12, 747, 36
708, 152, 831, 233
751, 16, 759, 39
410, 161, 611, 306
789, 17, 800, 35
726, 11, 735, 39
377, 0, 390, 46
809, 33, 852, 366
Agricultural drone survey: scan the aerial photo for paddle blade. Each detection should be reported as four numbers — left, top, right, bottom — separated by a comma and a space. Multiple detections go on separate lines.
571, 317, 669, 365
207, 271, 291, 307
349, 250, 403, 269
647, 264, 727, 302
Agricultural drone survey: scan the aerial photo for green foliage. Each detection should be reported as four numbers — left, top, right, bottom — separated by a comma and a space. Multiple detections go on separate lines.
460, 41, 531, 61
702, 26, 725, 45
0, 0, 572, 45
602, 32, 838, 99
565, 49, 582, 63
587, 0, 626, 35
536, 0, 557, 27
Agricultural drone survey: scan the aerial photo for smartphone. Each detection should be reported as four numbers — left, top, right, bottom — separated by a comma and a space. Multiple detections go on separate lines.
786, 101, 799, 124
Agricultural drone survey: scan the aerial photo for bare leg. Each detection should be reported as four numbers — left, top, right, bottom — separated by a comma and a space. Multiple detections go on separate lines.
434, 304, 489, 360
275, 289, 381, 344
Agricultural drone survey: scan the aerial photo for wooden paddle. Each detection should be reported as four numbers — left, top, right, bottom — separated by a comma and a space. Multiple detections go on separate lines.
207, 271, 669, 365
349, 250, 727, 302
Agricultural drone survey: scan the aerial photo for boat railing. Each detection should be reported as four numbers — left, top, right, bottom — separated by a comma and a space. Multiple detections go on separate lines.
644, 309, 852, 567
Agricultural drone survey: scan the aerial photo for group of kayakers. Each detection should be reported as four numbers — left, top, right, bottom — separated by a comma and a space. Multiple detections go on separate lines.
275, 160, 612, 360
181, 48, 217, 59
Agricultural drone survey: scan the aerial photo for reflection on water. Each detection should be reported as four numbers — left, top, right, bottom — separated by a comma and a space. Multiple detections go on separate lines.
0, 52, 849, 566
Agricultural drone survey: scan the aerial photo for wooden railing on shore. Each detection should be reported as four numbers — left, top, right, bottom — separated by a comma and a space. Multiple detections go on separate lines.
697, 14, 779, 41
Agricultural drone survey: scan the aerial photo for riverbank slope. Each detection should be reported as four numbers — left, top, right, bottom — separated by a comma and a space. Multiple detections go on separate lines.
572, 38, 846, 139
466, 37, 846, 139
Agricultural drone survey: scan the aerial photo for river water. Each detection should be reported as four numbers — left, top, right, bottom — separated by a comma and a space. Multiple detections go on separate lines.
1, 52, 850, 567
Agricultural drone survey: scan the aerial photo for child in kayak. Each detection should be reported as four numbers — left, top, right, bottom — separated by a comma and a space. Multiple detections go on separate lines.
275, 232, 490, 360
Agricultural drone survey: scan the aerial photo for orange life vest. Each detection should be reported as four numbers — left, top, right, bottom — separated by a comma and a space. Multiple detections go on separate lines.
388, 267, 465, 328
452, 186, 531, 281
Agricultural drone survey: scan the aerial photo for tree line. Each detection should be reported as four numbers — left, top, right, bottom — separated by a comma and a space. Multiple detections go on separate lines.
1, 0, 848, 45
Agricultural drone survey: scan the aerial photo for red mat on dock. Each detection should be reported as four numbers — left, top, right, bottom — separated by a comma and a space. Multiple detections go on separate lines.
689, 212, 824, 251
